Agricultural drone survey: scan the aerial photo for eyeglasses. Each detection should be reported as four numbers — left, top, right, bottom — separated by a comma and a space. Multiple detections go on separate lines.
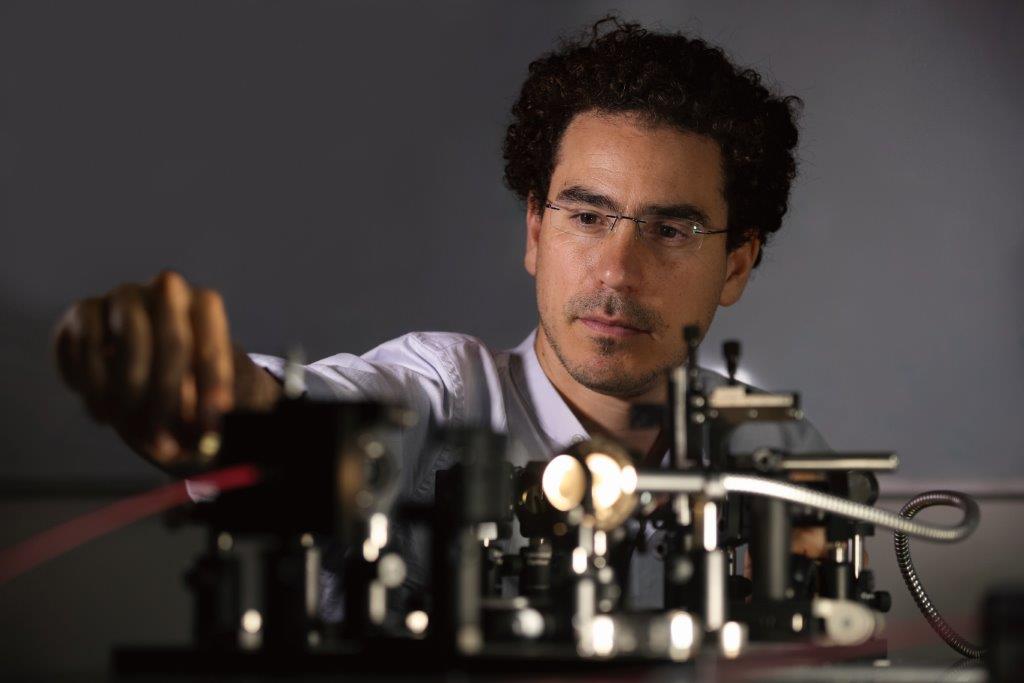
543, 200, 728, 253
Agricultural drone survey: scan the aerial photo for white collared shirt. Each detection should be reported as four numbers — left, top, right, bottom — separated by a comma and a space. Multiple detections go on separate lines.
252, 330, 828, 618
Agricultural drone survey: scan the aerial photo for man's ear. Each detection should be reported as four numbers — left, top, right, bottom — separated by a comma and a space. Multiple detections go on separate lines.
719, 235, 760, 307
524, 193, 543, 278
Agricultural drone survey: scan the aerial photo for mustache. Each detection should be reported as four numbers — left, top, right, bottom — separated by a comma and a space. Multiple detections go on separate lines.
566, 291, 663, 332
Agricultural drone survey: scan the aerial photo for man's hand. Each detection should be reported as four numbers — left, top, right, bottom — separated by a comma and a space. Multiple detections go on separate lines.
791, 526, 828, 559
54, 270, 282, 468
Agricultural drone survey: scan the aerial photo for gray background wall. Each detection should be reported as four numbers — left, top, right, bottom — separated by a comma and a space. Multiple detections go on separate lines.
1, 0, 1022, 677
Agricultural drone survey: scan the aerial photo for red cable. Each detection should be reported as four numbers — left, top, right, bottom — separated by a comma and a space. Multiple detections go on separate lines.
0, 464, 262, 585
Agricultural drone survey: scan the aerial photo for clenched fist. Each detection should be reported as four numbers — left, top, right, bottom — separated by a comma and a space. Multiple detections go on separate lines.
54, 271, 281, 468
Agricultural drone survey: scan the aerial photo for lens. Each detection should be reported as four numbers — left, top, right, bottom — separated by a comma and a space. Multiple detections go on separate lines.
585, 453, 626, 510
541, 454, 586, 511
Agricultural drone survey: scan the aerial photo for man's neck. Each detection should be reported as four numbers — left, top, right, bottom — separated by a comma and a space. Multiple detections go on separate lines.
534, 328, 666, 460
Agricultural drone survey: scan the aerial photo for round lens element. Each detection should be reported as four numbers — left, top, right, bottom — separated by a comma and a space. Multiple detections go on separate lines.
542, 454, 586, 511
585, 453, 625, 510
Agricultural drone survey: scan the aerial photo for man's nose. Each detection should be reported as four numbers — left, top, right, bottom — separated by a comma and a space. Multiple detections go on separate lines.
593, 219, 646, 292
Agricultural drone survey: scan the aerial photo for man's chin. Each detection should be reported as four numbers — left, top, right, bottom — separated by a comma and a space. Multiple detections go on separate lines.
564, 355, 661, 398
571, 368, 660, 398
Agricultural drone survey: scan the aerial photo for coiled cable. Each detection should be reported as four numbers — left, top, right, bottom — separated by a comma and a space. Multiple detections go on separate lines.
893, 491, 986, 658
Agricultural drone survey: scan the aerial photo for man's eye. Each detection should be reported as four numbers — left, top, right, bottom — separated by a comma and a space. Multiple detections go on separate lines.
650, 222, 696, 243
658, 225, 681, 238
573, 212, 602, 226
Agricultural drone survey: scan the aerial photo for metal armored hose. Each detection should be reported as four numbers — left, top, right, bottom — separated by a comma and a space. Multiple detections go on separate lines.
893, 491, 986, 659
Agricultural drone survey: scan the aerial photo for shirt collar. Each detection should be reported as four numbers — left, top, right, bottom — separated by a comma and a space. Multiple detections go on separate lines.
513, 329, 590, 454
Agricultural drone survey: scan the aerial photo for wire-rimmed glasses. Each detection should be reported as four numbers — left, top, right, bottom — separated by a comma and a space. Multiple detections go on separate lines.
544, 200, 727, 253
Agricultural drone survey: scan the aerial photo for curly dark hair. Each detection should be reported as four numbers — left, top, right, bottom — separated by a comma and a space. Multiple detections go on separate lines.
503, 16, 802, 266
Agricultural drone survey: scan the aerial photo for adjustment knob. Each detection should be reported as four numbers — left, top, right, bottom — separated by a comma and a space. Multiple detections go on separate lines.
723, 340, 741, 385
869, 590, 892, 613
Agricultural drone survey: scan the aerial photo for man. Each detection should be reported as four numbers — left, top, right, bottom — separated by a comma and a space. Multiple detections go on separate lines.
53, 18, 827, 614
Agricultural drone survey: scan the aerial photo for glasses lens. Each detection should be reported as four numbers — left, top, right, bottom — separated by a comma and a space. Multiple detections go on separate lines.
638, 219, 702, 250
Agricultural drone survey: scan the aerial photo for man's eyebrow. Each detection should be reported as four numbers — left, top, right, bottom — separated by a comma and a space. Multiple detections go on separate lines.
554, 185, 713, 226
554, 186, 620, 212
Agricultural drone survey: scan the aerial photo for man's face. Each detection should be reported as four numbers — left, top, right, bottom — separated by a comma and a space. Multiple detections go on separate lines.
525, 111, 758, 398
